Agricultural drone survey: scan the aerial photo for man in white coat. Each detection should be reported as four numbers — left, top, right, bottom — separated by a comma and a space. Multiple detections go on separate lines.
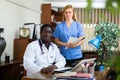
23, 24, 66, 75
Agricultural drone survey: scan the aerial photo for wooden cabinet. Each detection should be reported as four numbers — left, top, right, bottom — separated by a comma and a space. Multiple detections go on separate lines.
0, 61, 24, 80
83, 51, 98, 59
41, 3, 62, 31
14, 39, 34, 61
41, 4, 51, 24
13, 39, 34, 79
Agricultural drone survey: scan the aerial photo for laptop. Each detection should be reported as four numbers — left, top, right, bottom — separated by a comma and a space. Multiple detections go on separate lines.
54, 58, 96, 73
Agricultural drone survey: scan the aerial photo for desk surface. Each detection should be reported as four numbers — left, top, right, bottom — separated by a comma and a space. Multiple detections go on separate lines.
22, 68, 109, 80
0, 60, 23, 67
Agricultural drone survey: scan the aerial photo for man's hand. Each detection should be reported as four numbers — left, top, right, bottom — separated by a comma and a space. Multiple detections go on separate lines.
41, 65, 57, 74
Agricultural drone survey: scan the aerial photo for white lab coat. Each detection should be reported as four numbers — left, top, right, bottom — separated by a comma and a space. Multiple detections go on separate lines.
23, 40, 66, 75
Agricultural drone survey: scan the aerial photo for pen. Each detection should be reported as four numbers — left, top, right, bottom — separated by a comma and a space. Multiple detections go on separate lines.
81, 37, 85, 40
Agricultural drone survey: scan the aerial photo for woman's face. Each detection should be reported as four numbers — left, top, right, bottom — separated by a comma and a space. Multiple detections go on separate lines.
64, 8, 73, 21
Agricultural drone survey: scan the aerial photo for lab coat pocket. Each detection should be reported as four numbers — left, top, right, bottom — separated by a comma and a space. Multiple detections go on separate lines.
49, 56, 55, 64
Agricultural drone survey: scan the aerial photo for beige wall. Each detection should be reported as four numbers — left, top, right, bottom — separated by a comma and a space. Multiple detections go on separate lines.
0, 0, 42, 61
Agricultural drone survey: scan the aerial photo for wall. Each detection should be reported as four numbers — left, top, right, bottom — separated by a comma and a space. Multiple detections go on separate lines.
0, 0, 43, 61
44, 1, 106, 8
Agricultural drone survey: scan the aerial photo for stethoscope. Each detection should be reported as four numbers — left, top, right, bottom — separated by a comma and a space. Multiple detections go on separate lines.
39, 39, 55, 64
39, 39, 44, 54
38, 39, 54, 55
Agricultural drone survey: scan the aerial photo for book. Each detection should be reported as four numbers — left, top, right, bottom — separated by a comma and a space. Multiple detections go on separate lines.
55, 71, 94, 80
56, 76, 93, 80
71, 73, 93, 78
54, 67, 72, 73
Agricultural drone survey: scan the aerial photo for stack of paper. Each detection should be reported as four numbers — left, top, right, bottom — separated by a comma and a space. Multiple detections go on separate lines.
65, 36, 85, 49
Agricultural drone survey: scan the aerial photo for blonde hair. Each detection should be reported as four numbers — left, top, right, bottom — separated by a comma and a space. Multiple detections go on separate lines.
62, 5, 77, 21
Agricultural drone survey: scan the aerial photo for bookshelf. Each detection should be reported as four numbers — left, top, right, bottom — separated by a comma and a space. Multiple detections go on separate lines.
41, 3, 62, 31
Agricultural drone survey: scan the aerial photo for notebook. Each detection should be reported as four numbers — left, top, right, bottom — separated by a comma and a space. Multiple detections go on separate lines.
54, 58, 96, 73
65, 36, 85, 49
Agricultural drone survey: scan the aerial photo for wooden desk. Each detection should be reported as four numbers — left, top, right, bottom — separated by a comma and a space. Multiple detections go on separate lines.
22, 68, 109, 80
0, 60, 24, 80
95, 68, 109, 80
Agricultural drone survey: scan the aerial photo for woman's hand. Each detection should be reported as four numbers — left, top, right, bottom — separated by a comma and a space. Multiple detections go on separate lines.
66, 42, 77, 48
66, 36, 85, 48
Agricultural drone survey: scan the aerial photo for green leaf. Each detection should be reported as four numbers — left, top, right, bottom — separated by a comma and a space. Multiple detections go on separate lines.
94, 21, 120, 63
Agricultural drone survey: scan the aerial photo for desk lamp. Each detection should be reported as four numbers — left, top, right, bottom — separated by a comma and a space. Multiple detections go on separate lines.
88, 35, 106, 71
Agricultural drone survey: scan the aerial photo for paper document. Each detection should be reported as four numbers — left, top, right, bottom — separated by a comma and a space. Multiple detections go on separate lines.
65, 36, 85, 49
54, 67, 72, 73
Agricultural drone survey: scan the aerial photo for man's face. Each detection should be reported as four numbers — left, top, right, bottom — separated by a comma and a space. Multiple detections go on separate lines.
40, 27, 52, 42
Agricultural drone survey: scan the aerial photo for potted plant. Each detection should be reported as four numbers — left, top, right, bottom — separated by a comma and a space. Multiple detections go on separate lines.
93, 21, 120, 79
94, 21, 120, 62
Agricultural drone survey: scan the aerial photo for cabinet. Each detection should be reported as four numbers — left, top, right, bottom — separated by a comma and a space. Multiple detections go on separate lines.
41, 4, 62, 31
0, 61, 24, 80
14, 39, 34, 61
83, 51, 98, 59
13, 39, 34, 78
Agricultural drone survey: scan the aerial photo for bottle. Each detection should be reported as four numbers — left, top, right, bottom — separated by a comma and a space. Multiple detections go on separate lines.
88, 63, 94, 74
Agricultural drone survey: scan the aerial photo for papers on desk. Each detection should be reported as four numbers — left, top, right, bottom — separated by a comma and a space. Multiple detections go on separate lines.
65, 36, 85, 49
54, 71, 77, 77
54, 67, 72, 73
55, 72, 94, 80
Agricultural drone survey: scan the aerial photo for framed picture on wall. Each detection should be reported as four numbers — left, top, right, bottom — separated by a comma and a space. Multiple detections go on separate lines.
35, 24, 43, 39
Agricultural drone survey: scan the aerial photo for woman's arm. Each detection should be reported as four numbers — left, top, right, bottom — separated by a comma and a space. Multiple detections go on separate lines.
54, 38, 65, 46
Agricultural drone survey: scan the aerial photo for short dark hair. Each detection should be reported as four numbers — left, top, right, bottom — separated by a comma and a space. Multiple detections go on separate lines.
40, 24, 53, 33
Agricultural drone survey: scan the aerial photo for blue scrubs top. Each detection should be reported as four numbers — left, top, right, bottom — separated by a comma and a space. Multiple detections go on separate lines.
53, 21, 84, 60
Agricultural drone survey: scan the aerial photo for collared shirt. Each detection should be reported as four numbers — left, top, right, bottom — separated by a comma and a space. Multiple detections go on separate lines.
23, 40, 66, 75
53, 21, 84, 60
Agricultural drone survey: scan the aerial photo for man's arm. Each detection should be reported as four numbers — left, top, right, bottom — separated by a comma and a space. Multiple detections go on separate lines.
53, 45, 66, 69
23, 43, 42, 74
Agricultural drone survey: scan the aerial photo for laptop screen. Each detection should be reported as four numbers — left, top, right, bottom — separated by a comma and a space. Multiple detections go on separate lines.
54, 58, 96, 73
71, 58, 96, 72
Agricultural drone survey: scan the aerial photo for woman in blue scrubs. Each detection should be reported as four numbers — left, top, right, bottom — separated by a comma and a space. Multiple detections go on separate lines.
53, 5, 85, 67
